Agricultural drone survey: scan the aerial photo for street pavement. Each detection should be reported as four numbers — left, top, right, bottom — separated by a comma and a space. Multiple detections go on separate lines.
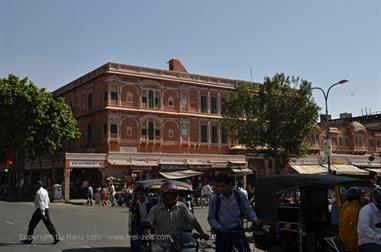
0, 201, 260, 252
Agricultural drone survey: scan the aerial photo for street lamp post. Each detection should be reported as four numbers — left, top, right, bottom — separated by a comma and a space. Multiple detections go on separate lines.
312, 79, 348, 175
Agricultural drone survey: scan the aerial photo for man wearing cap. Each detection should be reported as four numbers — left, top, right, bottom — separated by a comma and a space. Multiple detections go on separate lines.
21, 180, 60, 244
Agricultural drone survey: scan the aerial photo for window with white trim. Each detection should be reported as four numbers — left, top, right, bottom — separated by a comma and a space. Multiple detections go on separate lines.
127, 127, 132, 136
211, 125, 218, 143
110, 124, 118, 134
111, 92, 118, 100
181, 95, 187, 106
200, 96, 207, 113
211, 96, 217, 114
181, 126, 188, 137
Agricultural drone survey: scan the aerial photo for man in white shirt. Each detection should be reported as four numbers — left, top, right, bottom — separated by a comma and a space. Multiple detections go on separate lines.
109, 182, 116, 207
201, 183, 213, 199
357, 188, 381, 251
21, 180, 60, 244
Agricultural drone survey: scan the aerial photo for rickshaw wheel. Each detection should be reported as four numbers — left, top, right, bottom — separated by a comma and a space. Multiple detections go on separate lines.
268, 243, 283, 252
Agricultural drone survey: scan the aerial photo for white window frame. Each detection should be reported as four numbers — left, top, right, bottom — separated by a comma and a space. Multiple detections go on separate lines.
181, 95, 187, 106
127, 127, 132, 136
181, 126, 188, 137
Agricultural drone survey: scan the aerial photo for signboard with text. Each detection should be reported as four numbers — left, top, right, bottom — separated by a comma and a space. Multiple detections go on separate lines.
69, 161, 103, 168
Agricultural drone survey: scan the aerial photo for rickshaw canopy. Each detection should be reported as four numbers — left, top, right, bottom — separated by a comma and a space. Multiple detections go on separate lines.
255, 174, 372, 222
135, 179, 193, 191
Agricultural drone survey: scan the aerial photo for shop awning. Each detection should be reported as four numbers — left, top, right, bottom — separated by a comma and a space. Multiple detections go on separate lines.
330, 165, 369, 176
131, 162, 159, 167
290, 165, 328, 174
108, 159, 133, 166
230, 145, 247, 150
228, 160, 247, 165
352, 163, 381, 168
231, 168, 253, 174
159, 169, 203, 179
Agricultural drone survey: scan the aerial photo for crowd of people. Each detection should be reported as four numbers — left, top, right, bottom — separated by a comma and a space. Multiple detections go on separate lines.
86, 181, 119, 207
128, 174, 258, 252
338, 186, 381, 252
20, 175, 381, 252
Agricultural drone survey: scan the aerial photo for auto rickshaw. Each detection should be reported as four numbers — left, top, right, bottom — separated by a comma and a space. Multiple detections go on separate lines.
252, 174, 373, 252
128, 179, 194, 251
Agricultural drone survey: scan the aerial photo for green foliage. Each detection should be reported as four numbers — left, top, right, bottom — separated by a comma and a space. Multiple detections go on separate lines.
0, 74, 80, 160
222, 73, 320, 171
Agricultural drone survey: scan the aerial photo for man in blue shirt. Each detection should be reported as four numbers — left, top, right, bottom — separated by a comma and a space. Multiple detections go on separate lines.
208, 174, 260, 252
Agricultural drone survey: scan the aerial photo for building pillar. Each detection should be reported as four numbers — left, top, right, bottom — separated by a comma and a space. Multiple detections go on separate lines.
64, 168, 71, 202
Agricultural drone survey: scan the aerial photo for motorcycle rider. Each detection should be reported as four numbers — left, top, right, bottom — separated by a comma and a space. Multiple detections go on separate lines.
357, 187, 381, 252
144, 181, 209, 251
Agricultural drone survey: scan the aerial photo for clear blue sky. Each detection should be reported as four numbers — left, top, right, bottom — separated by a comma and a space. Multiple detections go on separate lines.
1, 0, 380, 118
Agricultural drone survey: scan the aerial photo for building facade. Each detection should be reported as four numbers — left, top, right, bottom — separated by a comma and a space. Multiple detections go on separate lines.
285, 114, 381, 177
26, 59, 253, 201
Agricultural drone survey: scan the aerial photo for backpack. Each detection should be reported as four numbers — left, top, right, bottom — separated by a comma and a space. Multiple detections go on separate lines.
215, 189, 244, 222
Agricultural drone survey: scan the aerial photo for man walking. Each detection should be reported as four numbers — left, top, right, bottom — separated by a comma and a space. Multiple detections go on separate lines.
109, 181, 116, 207
87, 184, 93, 206
201, 182, 214, 202
21, 180, 60, 244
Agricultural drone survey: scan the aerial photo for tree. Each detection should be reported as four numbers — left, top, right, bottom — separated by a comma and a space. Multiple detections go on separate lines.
0, 75, 80, 172
222, 73, 320, 174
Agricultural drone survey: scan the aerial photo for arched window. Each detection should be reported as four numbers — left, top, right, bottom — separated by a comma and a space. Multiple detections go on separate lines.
168, 96, 174, 107
168, 129, 174, 138
148, 90, 154, 108
148, 121, 154, 140
127, 92, 133, 104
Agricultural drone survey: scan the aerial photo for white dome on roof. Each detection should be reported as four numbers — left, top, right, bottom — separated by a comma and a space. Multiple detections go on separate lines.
350, 121, 366, 132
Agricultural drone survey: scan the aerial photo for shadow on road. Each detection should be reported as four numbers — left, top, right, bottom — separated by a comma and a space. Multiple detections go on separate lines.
63, 247, 130, 252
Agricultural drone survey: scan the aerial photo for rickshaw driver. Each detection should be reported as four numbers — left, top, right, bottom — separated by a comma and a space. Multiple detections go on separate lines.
357, 187, 381, 252
208, 174, 260, 252
144, 181, 209, 251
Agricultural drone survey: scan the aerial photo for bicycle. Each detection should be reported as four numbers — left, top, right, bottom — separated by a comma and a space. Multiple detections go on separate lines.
208, 226, 257, 252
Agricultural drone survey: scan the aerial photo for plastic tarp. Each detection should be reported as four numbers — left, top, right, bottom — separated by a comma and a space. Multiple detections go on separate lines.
290, 165, 328, 174
330, 165, 369, 176
159, 169, 203, 179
